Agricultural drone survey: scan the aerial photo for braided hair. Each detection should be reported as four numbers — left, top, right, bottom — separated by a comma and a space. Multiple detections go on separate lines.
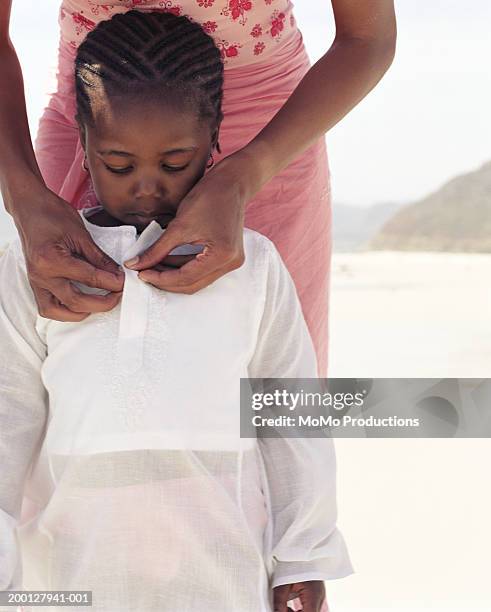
75, 10, 223, 153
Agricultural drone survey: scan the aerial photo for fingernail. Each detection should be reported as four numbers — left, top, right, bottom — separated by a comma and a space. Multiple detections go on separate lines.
125, 257, 139, 268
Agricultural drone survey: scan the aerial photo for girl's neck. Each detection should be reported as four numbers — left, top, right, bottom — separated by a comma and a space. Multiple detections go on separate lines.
84, 205, 171, 234
85, 208, 126, 228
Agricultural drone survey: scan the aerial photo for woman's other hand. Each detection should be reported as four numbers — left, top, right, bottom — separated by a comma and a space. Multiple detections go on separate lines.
123, 150, 260, 294
273, 580, 327, 612
1, 2, 124, 322
14, 187, 124, 322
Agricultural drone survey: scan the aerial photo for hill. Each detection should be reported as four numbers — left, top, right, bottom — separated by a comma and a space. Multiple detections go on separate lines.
368, 160, 491, 252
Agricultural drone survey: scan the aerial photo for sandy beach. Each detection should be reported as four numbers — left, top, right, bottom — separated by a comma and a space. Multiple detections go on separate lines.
327, 251, 491, 611
329, 251, 491, 378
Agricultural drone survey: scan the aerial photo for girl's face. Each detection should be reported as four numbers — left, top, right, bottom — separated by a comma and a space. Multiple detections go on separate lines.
80, 99, 217, 231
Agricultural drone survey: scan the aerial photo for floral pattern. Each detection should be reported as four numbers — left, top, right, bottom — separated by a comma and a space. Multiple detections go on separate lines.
270, 10, 285, 39
253, 41, 265, 55
196, 0, 215, 8
221, 0, 252, 26
152, 1, 183, 15
60, 0, 297, 66
216, 39, 243, 59
72, 12, 96, 35
202, 20, 218, 33
250, 23, 262, 37
87, 1, 112, 15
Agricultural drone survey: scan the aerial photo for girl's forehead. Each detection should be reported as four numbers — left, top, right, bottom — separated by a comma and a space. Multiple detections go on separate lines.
87, 101, 210, 149
92, 95, 199, 126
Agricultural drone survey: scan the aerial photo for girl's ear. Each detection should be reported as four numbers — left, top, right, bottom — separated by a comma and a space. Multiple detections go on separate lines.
211, 125, 221, 153
76, 117, 87, 153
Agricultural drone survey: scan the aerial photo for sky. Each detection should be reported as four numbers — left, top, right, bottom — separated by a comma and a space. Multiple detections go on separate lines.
3, 0, 491, 218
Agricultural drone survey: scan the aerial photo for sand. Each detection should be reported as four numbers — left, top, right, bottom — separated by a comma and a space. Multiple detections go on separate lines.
329, 251, 491, 378
326, 251, 491, 611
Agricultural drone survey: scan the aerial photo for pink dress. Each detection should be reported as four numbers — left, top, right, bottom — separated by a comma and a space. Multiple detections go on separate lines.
32, 4, 334, 609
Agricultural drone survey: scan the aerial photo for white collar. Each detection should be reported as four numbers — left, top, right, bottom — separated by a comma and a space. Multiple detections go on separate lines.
79, 206, 203, 256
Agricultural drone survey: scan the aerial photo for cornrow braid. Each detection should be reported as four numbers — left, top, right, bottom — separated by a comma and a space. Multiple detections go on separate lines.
75, 10, 224, 153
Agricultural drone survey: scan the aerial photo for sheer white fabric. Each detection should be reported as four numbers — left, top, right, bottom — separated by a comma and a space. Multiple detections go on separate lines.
0, 207, 353, 611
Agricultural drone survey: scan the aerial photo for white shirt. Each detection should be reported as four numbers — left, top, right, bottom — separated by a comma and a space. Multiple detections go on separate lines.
0, 206, 353, 612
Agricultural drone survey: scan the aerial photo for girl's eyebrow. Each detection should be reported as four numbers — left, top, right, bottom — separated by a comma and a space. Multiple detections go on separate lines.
97, 147, 198, 157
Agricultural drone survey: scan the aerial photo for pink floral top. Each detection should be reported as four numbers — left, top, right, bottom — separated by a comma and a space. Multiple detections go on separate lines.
59, 0, 299, 68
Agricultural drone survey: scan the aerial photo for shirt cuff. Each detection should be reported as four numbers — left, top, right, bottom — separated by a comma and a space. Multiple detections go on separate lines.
271, 558, 355, 590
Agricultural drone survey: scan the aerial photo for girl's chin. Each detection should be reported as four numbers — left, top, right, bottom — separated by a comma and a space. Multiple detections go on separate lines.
131, 213, 175, 228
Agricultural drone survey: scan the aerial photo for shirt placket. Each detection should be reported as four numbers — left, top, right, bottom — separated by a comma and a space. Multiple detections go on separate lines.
115, 222, 164, 375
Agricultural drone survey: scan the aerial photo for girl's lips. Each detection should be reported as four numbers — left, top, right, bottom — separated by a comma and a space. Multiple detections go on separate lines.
130, 212, 175, 220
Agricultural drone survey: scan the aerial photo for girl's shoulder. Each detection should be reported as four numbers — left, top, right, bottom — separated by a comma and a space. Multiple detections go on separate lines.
243, 227, 287, 276
0, 234, 26, 271
243, 227, 279, 263
241, 227, 293, 300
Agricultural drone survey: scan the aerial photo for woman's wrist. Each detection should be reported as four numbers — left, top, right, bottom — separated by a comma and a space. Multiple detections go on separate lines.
225, 139, 281, 204
1, 169, 48, 221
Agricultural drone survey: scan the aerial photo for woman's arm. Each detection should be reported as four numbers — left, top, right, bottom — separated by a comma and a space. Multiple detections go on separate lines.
244, 0, 397, 184
124, 0, 397, 294
0, 2, 44, 211
0, 1, 124, 322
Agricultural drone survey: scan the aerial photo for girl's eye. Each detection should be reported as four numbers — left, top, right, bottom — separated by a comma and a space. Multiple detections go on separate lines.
104, 164, 188, 174
162, 164, 188, 172
105, 165, 132, 174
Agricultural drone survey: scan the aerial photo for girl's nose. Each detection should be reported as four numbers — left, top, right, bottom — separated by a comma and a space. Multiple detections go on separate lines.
133, 175, 164, 199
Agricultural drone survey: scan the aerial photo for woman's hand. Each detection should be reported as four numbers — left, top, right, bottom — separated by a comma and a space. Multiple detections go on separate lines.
273, 580, 327, 612
123, 150, 258, 293
14, 186, 125, 322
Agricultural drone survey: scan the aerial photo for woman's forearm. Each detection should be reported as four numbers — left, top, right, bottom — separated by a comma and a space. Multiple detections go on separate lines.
239, 34, 397, 196
0, 42, 46, 218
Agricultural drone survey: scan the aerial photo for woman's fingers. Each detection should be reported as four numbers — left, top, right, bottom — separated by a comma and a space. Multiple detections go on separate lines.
157, 253, 198, 269
28, 255, 125, 319
16, 188, 126, 320
32, 286, 90, 323
38, 254, 124, 292
77, 232, 125, 286
52, 278, 124, 313
24, 224, 125, 319
31, 240, 124, 292
31, 280, 124, 321
124, 221, 194, 271
138, 266, 222, 294
137, 247, 243, 293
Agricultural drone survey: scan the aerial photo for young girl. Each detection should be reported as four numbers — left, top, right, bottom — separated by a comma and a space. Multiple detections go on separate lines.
0, 11, 353, 612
